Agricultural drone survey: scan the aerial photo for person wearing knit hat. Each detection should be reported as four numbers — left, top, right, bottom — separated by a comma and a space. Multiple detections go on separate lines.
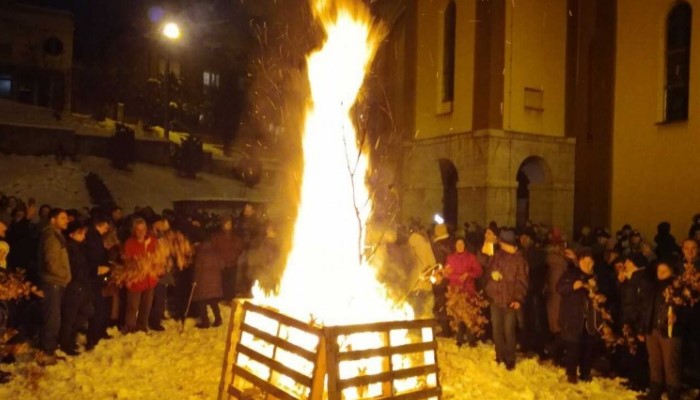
484, 227, 529, 370
499, 229, 518, 247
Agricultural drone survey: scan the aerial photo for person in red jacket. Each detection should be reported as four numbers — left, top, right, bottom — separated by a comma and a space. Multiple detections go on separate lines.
122, 218, 160, 333
444, 237, 483, 346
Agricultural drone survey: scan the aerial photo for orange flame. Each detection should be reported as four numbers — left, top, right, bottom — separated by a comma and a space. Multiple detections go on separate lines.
248, 2, 435, 398
254, 0, 411, 326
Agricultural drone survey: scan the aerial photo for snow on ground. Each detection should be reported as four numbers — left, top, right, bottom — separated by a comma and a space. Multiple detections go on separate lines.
0, 306, 642, 400
437, 339, 638, 400
0, 315, 228, 400
0, 154, 271, 210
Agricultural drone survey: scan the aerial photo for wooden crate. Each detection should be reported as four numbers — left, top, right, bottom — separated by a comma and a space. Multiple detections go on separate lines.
219, 301, 441, 400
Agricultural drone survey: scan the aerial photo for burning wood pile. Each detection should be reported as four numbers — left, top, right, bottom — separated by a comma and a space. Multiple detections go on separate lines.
219, 0, 442, 399
218, 301, 440, 400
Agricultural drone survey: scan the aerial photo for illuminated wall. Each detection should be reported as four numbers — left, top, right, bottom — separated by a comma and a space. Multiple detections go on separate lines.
413, 0, 476, 139
503, 0, 568, 137
612, 0, 700, 239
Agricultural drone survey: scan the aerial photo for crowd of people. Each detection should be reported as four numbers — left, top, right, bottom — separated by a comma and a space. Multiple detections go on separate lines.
0, 195, 279, 382
401, 217, 700, 400
1, 192, 700, 400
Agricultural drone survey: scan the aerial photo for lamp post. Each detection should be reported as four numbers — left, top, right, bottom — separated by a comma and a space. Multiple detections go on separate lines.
161, 22, 180, 140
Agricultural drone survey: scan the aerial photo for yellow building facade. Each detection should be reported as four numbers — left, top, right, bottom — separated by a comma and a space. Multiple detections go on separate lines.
393, 0, 575, 233
612, 0, 700, 239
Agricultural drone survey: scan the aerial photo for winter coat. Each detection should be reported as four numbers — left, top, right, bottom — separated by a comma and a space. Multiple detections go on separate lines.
641, 278, 686, 338
408, 232, 437, 270
211, 230, 244, 267
522, 246, 547, 295
38, 225, 71, 287
432, 236, 453, 266
6, 218, 38, 275
485, 249, 529, 308
247, 237, 281, 291
556, 265, 605, 342
66, 238, 91, 290
193, 241, 225, 301
85, 227, 107, 282
445, 251, 483, 295
619, 268, 654, 334
235, 215, 261, 249
654, 233, 679, 261
407, 232, 436, 292
122, 235, 159, 292
544, 248, 568, 333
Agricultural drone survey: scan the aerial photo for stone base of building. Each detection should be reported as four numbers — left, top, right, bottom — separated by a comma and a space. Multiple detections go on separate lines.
400, 129, 575, 236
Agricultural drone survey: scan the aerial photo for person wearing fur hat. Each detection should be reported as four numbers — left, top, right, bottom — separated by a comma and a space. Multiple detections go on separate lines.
431, 223, 454, 337
484, 228, 529, 370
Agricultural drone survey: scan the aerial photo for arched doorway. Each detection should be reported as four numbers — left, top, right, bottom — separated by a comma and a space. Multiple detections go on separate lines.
516, 156, 552, 228
438, 158, 458, 228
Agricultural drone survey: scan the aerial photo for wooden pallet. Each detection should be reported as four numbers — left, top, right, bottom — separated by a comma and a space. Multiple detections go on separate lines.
218, 300, 441, 400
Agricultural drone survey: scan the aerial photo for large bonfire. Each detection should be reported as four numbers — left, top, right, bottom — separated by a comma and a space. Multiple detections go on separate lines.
254, 0, 413, 326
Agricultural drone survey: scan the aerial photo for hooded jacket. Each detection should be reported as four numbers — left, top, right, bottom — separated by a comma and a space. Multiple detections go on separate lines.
38, 225, 71, 287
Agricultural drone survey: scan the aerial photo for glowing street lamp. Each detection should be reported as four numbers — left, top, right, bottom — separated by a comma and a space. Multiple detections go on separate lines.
162, 22, 181, 40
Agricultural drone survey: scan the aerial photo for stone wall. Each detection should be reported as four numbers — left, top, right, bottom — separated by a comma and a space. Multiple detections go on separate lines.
0, 123, 173, 166
401, 129, 575, 235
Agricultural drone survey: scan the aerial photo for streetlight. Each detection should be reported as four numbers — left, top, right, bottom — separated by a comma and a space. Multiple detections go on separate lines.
161, 21, 180, 140
162, 22, 181, 40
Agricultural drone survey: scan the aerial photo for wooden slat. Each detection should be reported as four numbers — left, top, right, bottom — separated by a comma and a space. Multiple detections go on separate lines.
309, 336, 327, 400
325, 327, 342, 400
390, 386, 441, 400
240, 323, 318, 362
236, 344, 313, 388
244, 302, 322, 336
330, 319, 435, 335
227, 385, 243, 399
336, 342, 436, 362
218, 301, 246, 400
232, 365, 298, 400
337, 365, 439, 391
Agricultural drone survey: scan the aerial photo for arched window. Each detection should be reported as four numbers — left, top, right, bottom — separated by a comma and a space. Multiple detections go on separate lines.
442, 1, 456, 103
665, 2, 692, 122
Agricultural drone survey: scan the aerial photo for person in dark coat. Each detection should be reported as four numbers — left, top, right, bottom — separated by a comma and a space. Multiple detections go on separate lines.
677, 238, 700, 399
431, 223, 454, 337
85, 216, 112, 350
654, 222, 679, 262
59, 221, 94, 355
193, 240, 225, 328
641, 262, 686, 400
485, 229, 529, 370
618, 253, 655, 391
235, 203, 261, 297
6, 207, 39, 283
247, 223, 282, 294
519, 229, 548, 356
211, 217, 244, 301
556, 249, 607, 383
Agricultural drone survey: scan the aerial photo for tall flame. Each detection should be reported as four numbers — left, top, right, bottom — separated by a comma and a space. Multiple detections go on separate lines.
255, 0, 412, 325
